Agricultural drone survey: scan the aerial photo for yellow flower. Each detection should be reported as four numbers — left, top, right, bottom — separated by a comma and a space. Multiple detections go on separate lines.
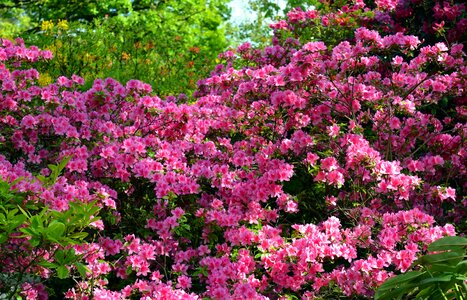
38, 73, 52, 86
57, 19, 69, 31
41, 20, 54, 32
47, 45, 56, 53
83, 53, 95, 63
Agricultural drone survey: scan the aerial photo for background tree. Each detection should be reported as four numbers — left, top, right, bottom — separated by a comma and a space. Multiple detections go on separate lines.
226, 0, 320, 47
0, 0, 232, 96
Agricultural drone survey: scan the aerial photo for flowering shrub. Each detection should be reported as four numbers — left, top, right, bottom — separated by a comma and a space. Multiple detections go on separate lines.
374, 0, 466, 44
0, 0, 465, 298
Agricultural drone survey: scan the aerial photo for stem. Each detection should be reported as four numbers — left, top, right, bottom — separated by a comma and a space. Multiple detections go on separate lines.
454, 283, 464, 300
439, 286, 449, 300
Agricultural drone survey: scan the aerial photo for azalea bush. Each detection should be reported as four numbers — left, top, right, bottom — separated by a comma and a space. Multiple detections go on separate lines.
371, 0, 466, 44
0, 0, 466, 299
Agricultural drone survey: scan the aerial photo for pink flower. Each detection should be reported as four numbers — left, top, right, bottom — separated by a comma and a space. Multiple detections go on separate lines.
437, 186, 456, 201
172, 207, 185, 218
90, 219, 104, 230
327, 170, 345, 187
21, 115, 38, 129
305, 152, 319, 166
327, 124, 340, 137
176, 275, 192, 289
321, 157, 338, 172
233, 283, 257, 299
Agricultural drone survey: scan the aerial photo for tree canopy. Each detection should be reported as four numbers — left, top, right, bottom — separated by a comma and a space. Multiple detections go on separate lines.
0, 0, 232, 96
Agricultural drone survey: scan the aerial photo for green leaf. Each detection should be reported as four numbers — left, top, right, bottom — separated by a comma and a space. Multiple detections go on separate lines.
55, 249, 66, 264
375, 270, 430, 300
11, 214, 27, 228
418, 274, 453, 285
54, 249, 77, 265
39, 260, 58, 269
58, 156, 72, 171
19, 226, 37, 236
415, 286, 438, 299
30, 215, 44, 229
29, 237, 40, 247
377, 271, 423, 292
17, 205, 31, 218
75, 262, 90, 278
56, 265, 69, 279
375, 282, 420, 300
428, 264, 456, 273
194, 266, 208, 277
64, 249, 77, 264
456, 260, 467, 274
421, 251, 464, 266
426, 287, 454, 300
36, 174, 46, 183
68, 232, 88, 240
46, 221, 66, 241
428, 236, 467, 252
0, 233, 7, 244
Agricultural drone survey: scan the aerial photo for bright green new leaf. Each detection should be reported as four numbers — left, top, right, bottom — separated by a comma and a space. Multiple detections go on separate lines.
56, 265, 69, 279
39, 260, 58, 269
45, 221, 66, 242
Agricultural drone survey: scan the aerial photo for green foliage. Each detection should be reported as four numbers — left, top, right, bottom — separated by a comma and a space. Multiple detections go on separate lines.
36, 156, 71, 187
0, 158, 99, 297
375, 236, 467, 300
17, 201, 100, 248
0, 7, 33, 38
0, 178, 27, 244
0, 0, 134, 26
2, 0, 231, 96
